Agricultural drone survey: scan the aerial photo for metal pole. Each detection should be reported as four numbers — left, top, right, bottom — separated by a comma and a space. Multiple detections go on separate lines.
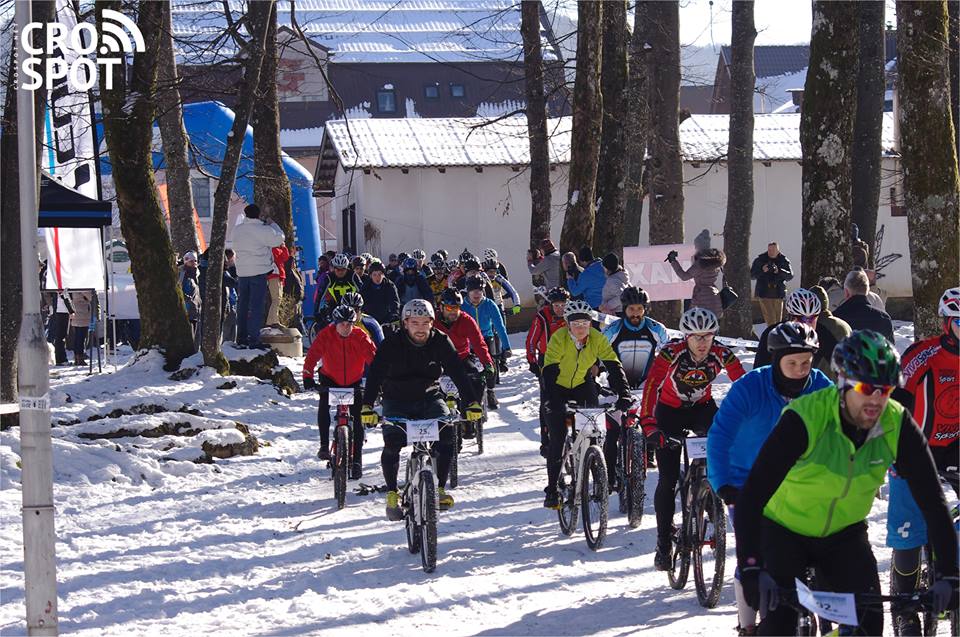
16, 1, 60, 634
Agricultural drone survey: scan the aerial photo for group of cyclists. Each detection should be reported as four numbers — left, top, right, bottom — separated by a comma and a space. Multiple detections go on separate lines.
301, 244, 959, 635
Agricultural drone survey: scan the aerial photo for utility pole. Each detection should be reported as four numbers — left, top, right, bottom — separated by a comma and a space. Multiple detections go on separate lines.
16, 1, 60, 634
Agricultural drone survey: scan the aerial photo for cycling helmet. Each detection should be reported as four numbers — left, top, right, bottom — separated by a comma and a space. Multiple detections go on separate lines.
546, 286, 570, 303
785, 288, 822, 318
564, 299, 595, 322
330, 253, 350, 270
459, 248, 475, 262
463, 259, 481, 273
331, 305, 357, 324
421, 264, 434, 279
401, 257, 418, 271
464, 275, 485, 292
620, 286, 650, 308
938, 287, 960, 318
402, 298, 435, 320
412, 249, 426, 260
483, 248, 498, 262
397, 252, 410, 262
350, 256, 366, 269
679, 307, 719, 334
767, 321, 819, 353
436, 249, 448, 260
831, 330, 901, 386
340, 291, 364, 310
430, 253, 445, 268
482, 258, 498, 272
440, 287, 463, 306
443, 258, 459, 273
360, 252, 373, 264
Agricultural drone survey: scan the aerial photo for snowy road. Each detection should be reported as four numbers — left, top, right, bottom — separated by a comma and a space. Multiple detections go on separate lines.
0, 328, 919, 636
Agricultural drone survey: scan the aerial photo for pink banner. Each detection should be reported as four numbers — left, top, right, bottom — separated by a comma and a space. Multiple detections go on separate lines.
622, 244, 696, 302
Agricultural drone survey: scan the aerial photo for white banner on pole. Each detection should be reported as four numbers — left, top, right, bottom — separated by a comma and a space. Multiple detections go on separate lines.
622, 244, 697, 302
44, 227, 106, 291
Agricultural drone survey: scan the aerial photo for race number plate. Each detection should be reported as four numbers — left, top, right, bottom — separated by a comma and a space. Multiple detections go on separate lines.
685, 437, 708, 460
438, 376, 458, 396
328, 388, 355, 406
795, 578, 858, 626
406, 419, 440, 443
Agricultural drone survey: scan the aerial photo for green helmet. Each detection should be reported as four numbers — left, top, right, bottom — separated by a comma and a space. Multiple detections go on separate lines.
831, 330, 901, 386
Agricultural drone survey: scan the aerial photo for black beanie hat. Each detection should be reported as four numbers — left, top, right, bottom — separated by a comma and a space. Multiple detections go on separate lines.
602, 253, 620, 272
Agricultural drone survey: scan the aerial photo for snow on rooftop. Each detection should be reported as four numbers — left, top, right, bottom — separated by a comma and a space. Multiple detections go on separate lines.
317, 113, 897, 167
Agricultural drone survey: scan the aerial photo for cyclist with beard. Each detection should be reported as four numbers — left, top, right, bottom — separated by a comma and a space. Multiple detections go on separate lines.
603, 286, 669, 390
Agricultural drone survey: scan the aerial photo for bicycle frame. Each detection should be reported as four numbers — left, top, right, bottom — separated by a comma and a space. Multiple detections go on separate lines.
565, 407, 609, 510
383, 419, 453, 529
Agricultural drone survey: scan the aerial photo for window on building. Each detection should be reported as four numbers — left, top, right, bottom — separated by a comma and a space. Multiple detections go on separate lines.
377, 89, 397, 113
424, 84, 439, 100
449, 83, 465, 98
190, 176, 212, 217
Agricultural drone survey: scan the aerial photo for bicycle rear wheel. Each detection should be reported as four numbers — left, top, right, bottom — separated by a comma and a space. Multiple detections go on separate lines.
667, 477, 691, 590
557, 436, 579, 536
333, 425, 349, 510
692, 480, 726, 608
581, 446, 609, 551
419, 471, 438, 573
626, 429, 647, 529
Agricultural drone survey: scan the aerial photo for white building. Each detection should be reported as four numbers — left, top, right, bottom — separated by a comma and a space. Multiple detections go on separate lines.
313, 113, 906, 303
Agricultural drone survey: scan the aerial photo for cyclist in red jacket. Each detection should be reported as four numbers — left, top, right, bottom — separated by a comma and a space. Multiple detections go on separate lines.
303, 305, 377, 478
434, 287, 496, 416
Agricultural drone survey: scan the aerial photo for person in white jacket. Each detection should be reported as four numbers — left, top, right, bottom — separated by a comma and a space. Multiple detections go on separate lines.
230, 204, 285, 348
598, 253, 631, 315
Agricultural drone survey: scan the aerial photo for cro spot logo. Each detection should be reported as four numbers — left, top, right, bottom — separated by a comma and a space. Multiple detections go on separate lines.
19, 9, 144, 91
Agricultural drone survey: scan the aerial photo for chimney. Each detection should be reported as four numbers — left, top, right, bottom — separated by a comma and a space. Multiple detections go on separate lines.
787, 88, 804, 111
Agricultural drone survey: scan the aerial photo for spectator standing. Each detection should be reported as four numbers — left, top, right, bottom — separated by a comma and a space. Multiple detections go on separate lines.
598, 253, 631, 315
667, 247, 727, 317
179, 251, 202, 350
566, 246, 606, 310
222, 249, 239, 343
527, 238, 563, 292
50, 291, 72, 365
69, 290, 93, 365
833, 269, 895, 343
284, 248, 306, 336
809, 285, 852, 381
750, 242, 794, 326
231, 203, 285, 348
266, 244, 289, 329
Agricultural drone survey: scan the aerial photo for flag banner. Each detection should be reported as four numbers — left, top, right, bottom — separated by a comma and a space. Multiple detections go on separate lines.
622, 244, 697, 302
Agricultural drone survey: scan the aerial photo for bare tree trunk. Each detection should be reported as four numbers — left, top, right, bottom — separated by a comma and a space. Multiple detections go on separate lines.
646, 0, 684, 325
800, 1, 858, 288
721, 0, 756, 339
623, 0, 650, 248
593, 0, 628, 259
897, 0, 960, 339
949, 0, 959, 163
201, 0, 272, 372
559, 0, 603, 255
521, 0, 552, 247
98, 0, 195, 368
851, 1, 885, 268
156, 0, 198, 258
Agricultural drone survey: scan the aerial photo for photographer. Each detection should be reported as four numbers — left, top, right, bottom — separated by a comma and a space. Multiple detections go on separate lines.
750, 242, 794, 327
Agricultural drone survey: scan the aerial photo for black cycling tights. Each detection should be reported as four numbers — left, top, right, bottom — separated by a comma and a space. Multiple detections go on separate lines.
381, 424, 454, 492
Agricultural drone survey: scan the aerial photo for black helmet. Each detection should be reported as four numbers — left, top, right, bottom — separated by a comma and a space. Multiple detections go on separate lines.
421, 264, 434, 278
440, 287, 463, 306
620, 286, 650, 308
482, 258, 498, 272
430, 253, 445, 268
463, 258, 481, 272
767, 321, 819, 353
397, 252, 410, 262
331, 305, 357, 324
351, 256, 366, 269
464, 275, 485, 292
546, 286, 570, 303
435, 249, 449, 260
831, 330, 902, 386
340, 291, 364, 310
459, 248, 475, 262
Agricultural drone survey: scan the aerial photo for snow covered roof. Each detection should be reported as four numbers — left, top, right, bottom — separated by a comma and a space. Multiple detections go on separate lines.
171, 0, 559, 64
315, 112, 898, 171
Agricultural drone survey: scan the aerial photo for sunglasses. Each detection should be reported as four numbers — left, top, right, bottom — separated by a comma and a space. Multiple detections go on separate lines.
569, 319, 591, 328
846, 380, 895, 397
796, 315, 817, 324
441, 304, 460, 312
687, 333, 714, 342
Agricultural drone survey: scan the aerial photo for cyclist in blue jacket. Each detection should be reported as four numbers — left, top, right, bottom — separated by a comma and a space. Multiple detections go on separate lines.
461, 275, 512, 406
707, 321, 831, 636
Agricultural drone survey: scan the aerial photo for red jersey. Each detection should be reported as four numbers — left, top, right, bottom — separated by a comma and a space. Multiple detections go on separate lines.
434, 312, 493, 367
303, 324, 376, 386
900, 332, 959, 449
639, 339, 746, 419
525, 305, 566, 365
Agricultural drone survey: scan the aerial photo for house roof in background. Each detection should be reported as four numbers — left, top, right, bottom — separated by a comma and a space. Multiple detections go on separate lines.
171, 0, 558, 64
720, 45, 810, 79
316, 112, 897, 171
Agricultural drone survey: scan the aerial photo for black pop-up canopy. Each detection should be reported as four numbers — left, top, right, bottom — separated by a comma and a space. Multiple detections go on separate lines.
38, 172, 112, 228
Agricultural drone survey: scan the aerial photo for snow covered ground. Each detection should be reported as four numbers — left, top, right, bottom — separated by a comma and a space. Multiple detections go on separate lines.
0, 323, 935, 636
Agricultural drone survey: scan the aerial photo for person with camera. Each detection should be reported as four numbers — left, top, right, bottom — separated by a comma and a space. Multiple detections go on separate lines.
750, 242, 794, 327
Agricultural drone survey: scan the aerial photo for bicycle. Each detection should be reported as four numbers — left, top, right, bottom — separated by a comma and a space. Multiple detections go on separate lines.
664, 433, 727, 608
557, 403, 613, 551
327, 387, 359, 510
439, 376, 462, 489
614, 405, 646, 529
379, 417, 454, 573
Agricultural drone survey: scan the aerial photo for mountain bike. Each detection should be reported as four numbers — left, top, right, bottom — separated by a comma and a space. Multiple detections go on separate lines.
665, 433, 726, 608
615, 406, 646, 529
380, 417, 453, 573
327, 387, 358, 510
557, 403, 613, 551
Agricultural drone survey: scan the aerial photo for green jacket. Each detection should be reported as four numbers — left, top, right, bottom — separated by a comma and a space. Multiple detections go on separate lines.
764, 386, 903, 537
543, 326, 625, 392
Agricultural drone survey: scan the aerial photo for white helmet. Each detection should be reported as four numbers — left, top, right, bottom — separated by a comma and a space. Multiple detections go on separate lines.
938, 287, 960, 318
402, 298, 435, 320
785, 288, 822, 318
483, 248, 498, 262
360, 252, 373, 264
563, 299, 595, 322
411, 249, 426, 260
331, 253, 351, 269
679, 307, 719, 334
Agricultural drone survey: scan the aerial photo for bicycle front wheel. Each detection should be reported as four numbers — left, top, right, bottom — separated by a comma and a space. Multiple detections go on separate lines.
476, 418, 484, 455
626, 428, 647, 529
581, 446, 609, 551
557, 436, 579, 536
667, 478, 691, 590
405, 485, 421, 555
419, 471, 438, 573
333, 425, 349, 510
692, 480, 726, 608
449, 427, 460, 490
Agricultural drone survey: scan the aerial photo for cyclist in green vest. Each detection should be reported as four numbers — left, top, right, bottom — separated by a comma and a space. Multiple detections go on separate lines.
734, 330, 958, 636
